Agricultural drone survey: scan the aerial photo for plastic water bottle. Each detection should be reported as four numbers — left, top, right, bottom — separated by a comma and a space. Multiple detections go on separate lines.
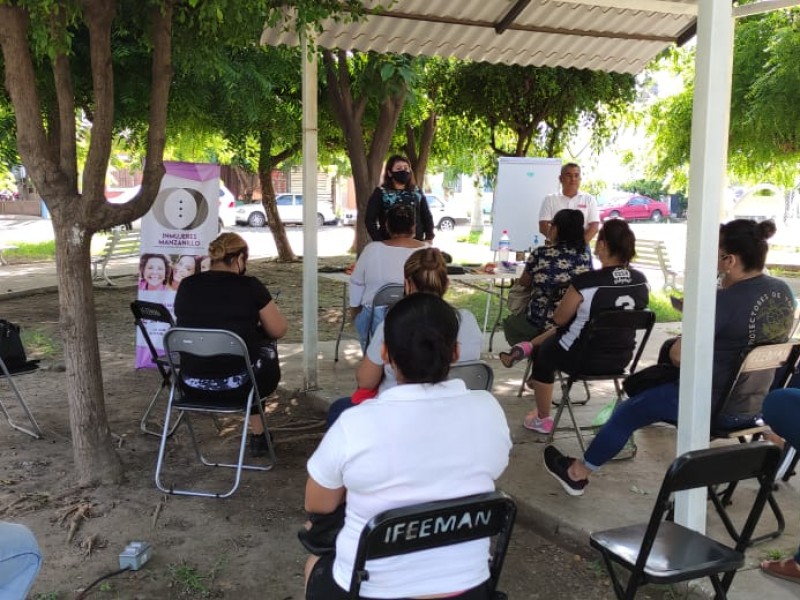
498, 230, 511, 262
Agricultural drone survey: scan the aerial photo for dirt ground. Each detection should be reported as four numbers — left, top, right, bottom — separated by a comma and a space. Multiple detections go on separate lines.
1, 257, 658, 599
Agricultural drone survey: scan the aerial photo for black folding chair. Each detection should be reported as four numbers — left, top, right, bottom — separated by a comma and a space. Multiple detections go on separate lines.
590, 444, 782, 600
448, 360, 494, 391
130, 301, 181, 437
349, 491, 516, 600
0, 355, 42, 439
707, 341, 800, 545
366, 283, 405, 346
548, 309, 656, 454
155, 328, 275, 498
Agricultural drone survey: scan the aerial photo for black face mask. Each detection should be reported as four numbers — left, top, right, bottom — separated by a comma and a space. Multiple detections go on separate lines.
391, 170, 411, 185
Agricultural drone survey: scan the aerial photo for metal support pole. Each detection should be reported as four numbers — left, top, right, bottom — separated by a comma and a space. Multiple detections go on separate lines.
301, 32, 319, 389
674, 0, 734, 533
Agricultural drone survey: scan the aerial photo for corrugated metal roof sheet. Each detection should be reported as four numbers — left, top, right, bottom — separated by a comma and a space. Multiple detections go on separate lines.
261, 0, 697, 74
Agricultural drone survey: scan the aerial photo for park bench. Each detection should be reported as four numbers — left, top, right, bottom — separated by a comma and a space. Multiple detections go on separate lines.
91, 229, 141, 286
631, 239, 683, 293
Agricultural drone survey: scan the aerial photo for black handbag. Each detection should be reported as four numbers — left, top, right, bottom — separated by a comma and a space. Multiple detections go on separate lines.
297, 503, 346, 556
0, 319, 27, 368
623, 363, 680, 397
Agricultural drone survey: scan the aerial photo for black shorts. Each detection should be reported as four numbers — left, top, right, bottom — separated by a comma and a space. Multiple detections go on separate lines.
305, 553, 492, 600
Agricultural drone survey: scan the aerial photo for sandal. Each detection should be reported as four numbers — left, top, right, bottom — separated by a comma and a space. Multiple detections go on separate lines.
761, 557, 800, 584
499, 348, 523, 368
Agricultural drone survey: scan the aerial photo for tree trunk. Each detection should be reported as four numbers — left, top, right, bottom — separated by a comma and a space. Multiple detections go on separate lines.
404, 114, 436, 187
258, 131, 296, 262
0, 2, 172, 484
323, 50, 407, 253
53, 217, 124, 484
470, 171, 485, 234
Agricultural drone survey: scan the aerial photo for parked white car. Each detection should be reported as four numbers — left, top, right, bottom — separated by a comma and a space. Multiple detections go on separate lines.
426, 194, 470, 231
729, 183, 784, 223
218, 185, 237, 228
235, 194, 337, 228
341, 194, 469, 231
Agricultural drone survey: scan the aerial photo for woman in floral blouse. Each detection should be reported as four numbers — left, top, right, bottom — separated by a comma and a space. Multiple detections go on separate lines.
501, 209, 592, 349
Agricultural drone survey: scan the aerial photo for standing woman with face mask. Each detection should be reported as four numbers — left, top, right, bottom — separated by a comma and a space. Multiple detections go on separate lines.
174, 232, 288, 457
364, 154, 435, 243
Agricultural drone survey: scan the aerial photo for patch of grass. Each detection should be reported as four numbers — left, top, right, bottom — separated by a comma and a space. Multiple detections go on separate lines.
4, 240, 56, 262
167, 555, 226, 598
22, 329, 60, 359
168, 562, 210, 597
586, 559, 607, 578
34, 593, 60, 600
446, 286, 682, 326
764, 548, 787, 561
648, 291, 682, 323
446, 283, 503, 325
456, 231, 484, 244
767, 265, 800, 278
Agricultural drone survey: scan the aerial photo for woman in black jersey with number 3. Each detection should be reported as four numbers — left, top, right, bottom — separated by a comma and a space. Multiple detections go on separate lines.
520, 220, 650, 435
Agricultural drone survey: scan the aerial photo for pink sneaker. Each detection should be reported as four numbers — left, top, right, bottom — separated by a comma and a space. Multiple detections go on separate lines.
523, 414, 554, 434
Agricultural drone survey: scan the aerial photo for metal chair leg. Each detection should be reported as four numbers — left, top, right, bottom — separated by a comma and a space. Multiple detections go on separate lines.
140, 379, 183, 437
155, 390, 276, 499
517, 358, 533, 397
334, 283, 347, 362
0, 361, 42, 439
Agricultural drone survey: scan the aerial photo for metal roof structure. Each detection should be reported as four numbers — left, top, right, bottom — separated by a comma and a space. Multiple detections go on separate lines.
262, 0, 800, 530
261, 0, 698, 74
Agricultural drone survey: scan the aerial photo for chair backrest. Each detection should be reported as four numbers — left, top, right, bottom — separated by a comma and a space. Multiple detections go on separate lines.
130, 301, 175, 376
713, 342, 800, 423
641, 444, 781, 559
372, 283, 405, 309
131, 300, 175, 327
163, 327, 249, 361
349, 491, 516, 598
448, 360, 494, 391
573, 309, 656, 377
162, 328, 259, 407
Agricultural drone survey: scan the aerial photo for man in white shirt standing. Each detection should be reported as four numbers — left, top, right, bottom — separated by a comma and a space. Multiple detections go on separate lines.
539, 163, 599, 244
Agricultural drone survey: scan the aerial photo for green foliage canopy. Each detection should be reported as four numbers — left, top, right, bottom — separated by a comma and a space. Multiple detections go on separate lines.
648, 10, 800, 189
441, 62, 636, 158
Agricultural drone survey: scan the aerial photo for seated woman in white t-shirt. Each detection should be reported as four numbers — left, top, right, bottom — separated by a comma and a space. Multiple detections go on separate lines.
349, 205, 427, 351
327, 247, 483, 425
304, 293, 512, 600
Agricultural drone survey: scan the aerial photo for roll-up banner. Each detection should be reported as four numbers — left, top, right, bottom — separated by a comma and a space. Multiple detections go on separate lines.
135, 162, 220, 368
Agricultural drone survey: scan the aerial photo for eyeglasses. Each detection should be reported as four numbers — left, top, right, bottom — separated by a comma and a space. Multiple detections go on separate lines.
391, 167, 410, 173
718, 253, 731, 261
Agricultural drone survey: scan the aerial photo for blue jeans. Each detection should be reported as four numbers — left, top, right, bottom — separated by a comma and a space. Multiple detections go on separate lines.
762, 388, 800, 562
354, 305, 388, 352
0, 522, 41, 600
584, 382, 680, 470
583, 382, 758, 470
